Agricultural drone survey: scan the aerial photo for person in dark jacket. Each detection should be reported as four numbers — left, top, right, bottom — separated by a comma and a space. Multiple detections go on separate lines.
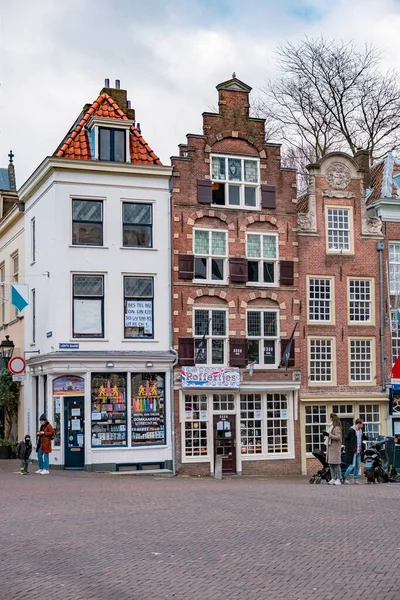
36, 414, 54, 475
343, 418, 368, 484
16, 435, 33, 475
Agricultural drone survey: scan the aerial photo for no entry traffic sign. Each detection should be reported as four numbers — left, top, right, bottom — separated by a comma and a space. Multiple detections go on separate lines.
8, 356, 27, 375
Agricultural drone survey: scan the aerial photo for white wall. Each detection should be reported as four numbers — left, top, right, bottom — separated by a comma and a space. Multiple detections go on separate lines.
22, 165, 172, 354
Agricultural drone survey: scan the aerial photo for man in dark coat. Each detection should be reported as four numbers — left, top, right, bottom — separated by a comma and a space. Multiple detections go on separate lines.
343, 418, 368, 484
16, 435, 33, 474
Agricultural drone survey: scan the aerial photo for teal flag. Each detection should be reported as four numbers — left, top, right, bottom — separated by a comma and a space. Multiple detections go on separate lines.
11, 284, 28, 311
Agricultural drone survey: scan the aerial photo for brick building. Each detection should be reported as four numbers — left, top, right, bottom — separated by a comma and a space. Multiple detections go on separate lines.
171, 76, 301, 476
296, 152, 388, 475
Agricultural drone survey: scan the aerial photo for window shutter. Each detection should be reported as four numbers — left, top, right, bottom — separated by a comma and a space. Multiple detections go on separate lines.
197, 179, 213, 205
229, 258, 248, 283
261, 184, 276, 209
178, 337, 195, 366
280, 338, 295, 367
229, 338, 248, 367
280, 260, 294, 286
178, 255, 194, 280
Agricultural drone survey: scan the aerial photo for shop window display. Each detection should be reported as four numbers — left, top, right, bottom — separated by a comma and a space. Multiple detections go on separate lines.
131, 373, 166, 445
91, 373, 127, 446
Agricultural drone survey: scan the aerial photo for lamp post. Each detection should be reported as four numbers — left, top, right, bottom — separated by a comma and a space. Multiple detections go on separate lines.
0, 335, 15, 366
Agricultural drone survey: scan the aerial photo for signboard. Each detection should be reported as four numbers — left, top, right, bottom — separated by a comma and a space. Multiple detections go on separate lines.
8, 356, 26, 375
53, 376, 85, 395
12, 374, 26, 382
59, 343, 80, 350
125, 301, 153, 335
181, 366, 240, 388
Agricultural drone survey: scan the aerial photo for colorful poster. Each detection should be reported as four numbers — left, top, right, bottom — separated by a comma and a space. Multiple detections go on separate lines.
53, 376, 85, 395
131, 373, 166, 445
181, 367, 240, 389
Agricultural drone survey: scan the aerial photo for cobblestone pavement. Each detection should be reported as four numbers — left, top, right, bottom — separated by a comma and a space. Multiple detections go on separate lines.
1, 461, 400, 600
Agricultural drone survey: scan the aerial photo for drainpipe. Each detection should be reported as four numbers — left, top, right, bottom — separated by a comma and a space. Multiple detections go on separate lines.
377, 241, 386, 391
170, 347, 178, 475
168, 174, 178, 475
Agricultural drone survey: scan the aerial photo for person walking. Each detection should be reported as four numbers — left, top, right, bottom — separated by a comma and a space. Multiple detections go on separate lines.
36, 414, 54, 475
325, 413, 343, 486
343, 418, 367, 485
16, 435, 32, 474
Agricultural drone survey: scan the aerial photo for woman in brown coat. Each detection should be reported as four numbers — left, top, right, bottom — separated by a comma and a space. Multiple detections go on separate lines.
36, 414, 54, 475
325, 414, 343, 486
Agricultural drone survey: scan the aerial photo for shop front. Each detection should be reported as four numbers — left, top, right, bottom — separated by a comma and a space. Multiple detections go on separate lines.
299, 395, 388, 475
26, 353, 174, 471
178, 366, 300, 476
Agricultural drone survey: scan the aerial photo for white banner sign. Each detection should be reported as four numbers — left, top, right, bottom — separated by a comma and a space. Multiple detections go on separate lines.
181, 366, 240, 388
125, 300, 153, 334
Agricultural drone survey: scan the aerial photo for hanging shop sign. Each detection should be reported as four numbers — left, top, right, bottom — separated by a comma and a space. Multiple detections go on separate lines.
181, 366, 240, 389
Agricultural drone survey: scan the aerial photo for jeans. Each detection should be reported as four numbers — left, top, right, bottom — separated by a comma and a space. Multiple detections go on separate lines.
344, 452, 361, 480
330, 464, 342, 480
38, 448, 49, 471
19, 459, 29, 473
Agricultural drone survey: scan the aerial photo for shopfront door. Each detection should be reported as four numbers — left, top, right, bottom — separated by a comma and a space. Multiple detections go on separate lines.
64, 397, 85, 469
214, 414, 236, 474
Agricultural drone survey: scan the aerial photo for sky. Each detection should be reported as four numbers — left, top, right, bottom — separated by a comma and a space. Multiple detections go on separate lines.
2, 0, 400, 186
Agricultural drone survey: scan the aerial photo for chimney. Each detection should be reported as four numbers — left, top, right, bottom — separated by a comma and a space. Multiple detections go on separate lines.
115, 79, 120, 89
100, 78, 129, 116
8, 150, 16, 191
104, 78, 110, 87
354, 148, 371, 189
216, 76, 252, 121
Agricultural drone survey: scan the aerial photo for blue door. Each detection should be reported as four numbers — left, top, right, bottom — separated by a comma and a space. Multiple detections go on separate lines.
64, 396, 85, 469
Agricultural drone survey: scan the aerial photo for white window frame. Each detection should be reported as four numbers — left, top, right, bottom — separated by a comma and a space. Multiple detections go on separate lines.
210, 154, 260, 210
31, 217, 36, 264
72, 273, 105, 339
246, 232, 279, 286
182, 393, 209, 461
349, 338, 374, 385
307, 276, 335, 324
389, 242, 400, 295
348, 278, 374, 325
32, 288, 36, 345
11, 251, 19, 318
305, 404, 327, 455
0, 262, 5, 324
325, 206, 353, 255
246, 308, 280, 369
240, 393, 263, 455
391, 309, 400, 365
308, 337, 336, 386
193, 228, 227, 284
359, 404, 380, 439
193, 308, 228, 367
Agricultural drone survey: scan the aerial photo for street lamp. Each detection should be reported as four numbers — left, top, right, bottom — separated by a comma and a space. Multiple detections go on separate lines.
0, 336, 14, 365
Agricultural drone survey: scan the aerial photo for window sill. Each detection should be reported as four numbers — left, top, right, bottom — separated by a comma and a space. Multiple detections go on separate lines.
70, 338, 109, 342
121, 338, 159, 343
348, 322, 374, 326
69, 245, 109, 249
348, 381, 375, 387
307, 321, 335, 326
308, 381, 337, 387
193, 279, 228, 285
246, 282, 277, 287
241, 453, 294, 461
120, 246, 158, 251
326, 251, 354, 257
210, 204, 260, 212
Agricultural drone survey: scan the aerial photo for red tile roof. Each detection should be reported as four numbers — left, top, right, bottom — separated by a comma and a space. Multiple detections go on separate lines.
55, 93, 161, 165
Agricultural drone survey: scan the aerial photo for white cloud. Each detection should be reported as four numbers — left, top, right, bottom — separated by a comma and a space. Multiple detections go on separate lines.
1, 0, 400, 185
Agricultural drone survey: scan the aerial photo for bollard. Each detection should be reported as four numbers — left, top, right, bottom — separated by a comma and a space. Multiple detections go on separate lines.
214, 455, 222, 480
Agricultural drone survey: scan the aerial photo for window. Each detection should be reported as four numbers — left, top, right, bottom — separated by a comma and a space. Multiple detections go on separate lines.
124, 276, 154, 338
332, 404, 354, 415
184, 394, 208, 457
327, 208, 351, 252
309, 338, 333, 383
350, 339, 372, 382
131, 373, 165, 445
305, 405, 327, 453
53, 397, 61, 447
246, 233, 278, 285
211, 155, 259, 208
12, 252, 18, 318
349, 279, 372, 322
91, 373, 127, 446
0, 262, 5, 324
391, 309, 400, 365
122, 202, 152, 248
73, 274, 104, 338
389, 242, 400, 295
359, 404, 380, 439
32, 289, 36, 344
193, 229, 227, 282
99, 127, 126, 162
309, 278, 332, 322
194, 309, 227, 365
72, 200, 103, 246
240, 394, 262, 454
247, 310, 279, 367
31, 218, 36, 263
266, 393, 289, 453
213, 394, 235, 411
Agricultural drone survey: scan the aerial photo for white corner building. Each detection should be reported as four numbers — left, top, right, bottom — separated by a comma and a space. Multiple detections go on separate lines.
19, 80, 174, 471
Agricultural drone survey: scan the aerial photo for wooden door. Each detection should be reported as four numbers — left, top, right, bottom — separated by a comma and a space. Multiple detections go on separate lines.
214, 414, 236, 474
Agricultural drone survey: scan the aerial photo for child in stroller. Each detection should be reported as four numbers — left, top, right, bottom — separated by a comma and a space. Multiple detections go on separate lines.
309, 448, 347, 484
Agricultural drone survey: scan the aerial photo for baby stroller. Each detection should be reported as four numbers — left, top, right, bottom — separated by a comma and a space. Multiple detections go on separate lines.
309, 448, 347, 484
